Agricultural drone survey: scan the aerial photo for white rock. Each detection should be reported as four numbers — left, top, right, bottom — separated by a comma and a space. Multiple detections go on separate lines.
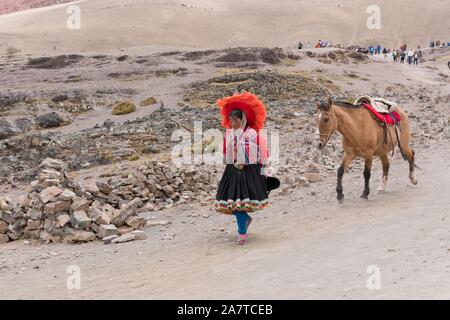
132, 230, 148, 240
102, 235, 119, 244
146, 220, 171, 227
57, 189, 76, 201
111, 233, 136, 244
57, 214, 71, 227
98, 224, 118, 239
70, 210, 92, 229
39, 186, 64, 204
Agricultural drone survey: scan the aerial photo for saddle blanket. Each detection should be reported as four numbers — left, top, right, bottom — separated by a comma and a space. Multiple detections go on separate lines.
362, 103, 401, 125
355, 96, 398, 113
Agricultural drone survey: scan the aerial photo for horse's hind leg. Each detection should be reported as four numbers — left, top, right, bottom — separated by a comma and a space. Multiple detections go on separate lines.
404, 146, 418, 185
377, 154, 390, 193
361, 154, 373, 199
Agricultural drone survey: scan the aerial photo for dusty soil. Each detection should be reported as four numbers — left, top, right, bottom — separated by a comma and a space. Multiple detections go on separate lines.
1, 140, 449, 299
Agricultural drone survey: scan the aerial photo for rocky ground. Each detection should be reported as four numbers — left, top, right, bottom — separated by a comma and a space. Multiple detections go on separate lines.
0, 0, 76, 15
0, 44, 449, 298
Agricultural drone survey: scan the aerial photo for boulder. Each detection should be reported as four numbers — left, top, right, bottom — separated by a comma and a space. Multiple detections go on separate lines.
51, 94, 68, 103
70, 210, 92, 229
71, 198, 91, 212
26, 219, 41, 230
96, 181, 113, 194
125, 216, 146, 229
88, 201, 115, 225
117, 225, 134, 235
98, 224, 118, 239
112, 101, 136, 115
15, 118, 33, 133
111, 233, 136, 243
0, 197, 9, 211
132, 230, 148, 240
0, 211, 15, 224
102, 234, 119, 244
110, 198, 142, 227
39, 186, 64, 204
0, 220, 8, 234
64, 228, 96, 242
57, 189, 76, 201
0, 234, 9, 244
44, 200, 71, 215
139, 97, 157, 107
56, 213, 71, 227
41, 158, 68, 172
37, 112, 64, 128
0, 119, 17, 140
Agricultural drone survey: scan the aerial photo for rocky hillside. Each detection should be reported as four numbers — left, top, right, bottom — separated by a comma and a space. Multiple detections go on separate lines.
0, 0, 449, 55
0, 0, 75, 15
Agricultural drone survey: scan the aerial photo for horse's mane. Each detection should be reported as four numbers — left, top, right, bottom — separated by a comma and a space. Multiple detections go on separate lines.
333, 101, 363, 109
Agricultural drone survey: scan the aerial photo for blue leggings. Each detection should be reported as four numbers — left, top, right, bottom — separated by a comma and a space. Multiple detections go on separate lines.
233, 211, 251, 235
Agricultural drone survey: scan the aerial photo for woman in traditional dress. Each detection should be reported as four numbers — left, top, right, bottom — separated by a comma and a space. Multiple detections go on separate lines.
215, 92, 270, 245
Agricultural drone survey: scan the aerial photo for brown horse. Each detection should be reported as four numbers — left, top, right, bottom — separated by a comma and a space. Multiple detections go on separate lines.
316, 97, 417, 202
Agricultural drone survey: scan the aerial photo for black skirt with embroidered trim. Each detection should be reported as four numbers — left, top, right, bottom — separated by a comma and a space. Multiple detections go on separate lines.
215, 164, 269, 214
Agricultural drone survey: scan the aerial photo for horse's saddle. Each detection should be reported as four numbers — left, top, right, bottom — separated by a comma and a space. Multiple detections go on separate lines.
354, 96, 398, 114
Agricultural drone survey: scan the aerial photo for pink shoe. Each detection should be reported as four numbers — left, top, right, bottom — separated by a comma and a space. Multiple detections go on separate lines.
237, 234, 248, 245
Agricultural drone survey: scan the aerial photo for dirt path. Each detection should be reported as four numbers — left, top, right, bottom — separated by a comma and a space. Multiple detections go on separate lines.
1, 140, 449, 299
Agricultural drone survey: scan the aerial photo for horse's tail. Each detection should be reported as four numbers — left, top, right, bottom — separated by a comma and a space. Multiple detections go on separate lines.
411, 150, 422, 170
394, 123, 408, 161
395, 108, 421, 170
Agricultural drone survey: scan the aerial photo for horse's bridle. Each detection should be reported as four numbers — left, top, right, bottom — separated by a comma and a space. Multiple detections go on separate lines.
317, 106, 339, 146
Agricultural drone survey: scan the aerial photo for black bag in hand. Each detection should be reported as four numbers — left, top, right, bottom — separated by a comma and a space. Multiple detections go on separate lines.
266, 176, 280, 195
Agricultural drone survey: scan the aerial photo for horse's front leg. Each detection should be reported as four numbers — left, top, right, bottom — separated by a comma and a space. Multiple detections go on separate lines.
337, 153, 353, 203
361, 154, 373, 199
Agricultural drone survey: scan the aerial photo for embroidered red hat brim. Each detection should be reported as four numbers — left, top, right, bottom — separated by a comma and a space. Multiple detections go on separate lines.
216, 92, 266, 130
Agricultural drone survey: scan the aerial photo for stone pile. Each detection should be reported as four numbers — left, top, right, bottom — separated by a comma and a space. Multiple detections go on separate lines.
0, 158, 218, 245
92, 160, 218, 212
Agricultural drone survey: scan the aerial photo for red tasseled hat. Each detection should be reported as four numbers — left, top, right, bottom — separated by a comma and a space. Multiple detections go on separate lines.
216, 92, 266, 130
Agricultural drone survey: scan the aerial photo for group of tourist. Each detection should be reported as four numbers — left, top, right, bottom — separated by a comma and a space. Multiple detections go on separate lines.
429, 40, 450, 48
392, 45, 423, 65
296, 39, 450, 68
297, 40, 332, 49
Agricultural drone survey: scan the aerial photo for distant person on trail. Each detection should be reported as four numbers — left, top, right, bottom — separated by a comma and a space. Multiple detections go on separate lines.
307, 41, 311, 49
298, 42, 303, 49
400, 51, 406, 63
392, 49, 398, 62
413, 51, 419, 65
417, 47, 423, 61
407, 49, 414, 64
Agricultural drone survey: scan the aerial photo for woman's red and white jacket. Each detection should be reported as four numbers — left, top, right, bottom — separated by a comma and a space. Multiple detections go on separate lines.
222, 127, 270, 176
